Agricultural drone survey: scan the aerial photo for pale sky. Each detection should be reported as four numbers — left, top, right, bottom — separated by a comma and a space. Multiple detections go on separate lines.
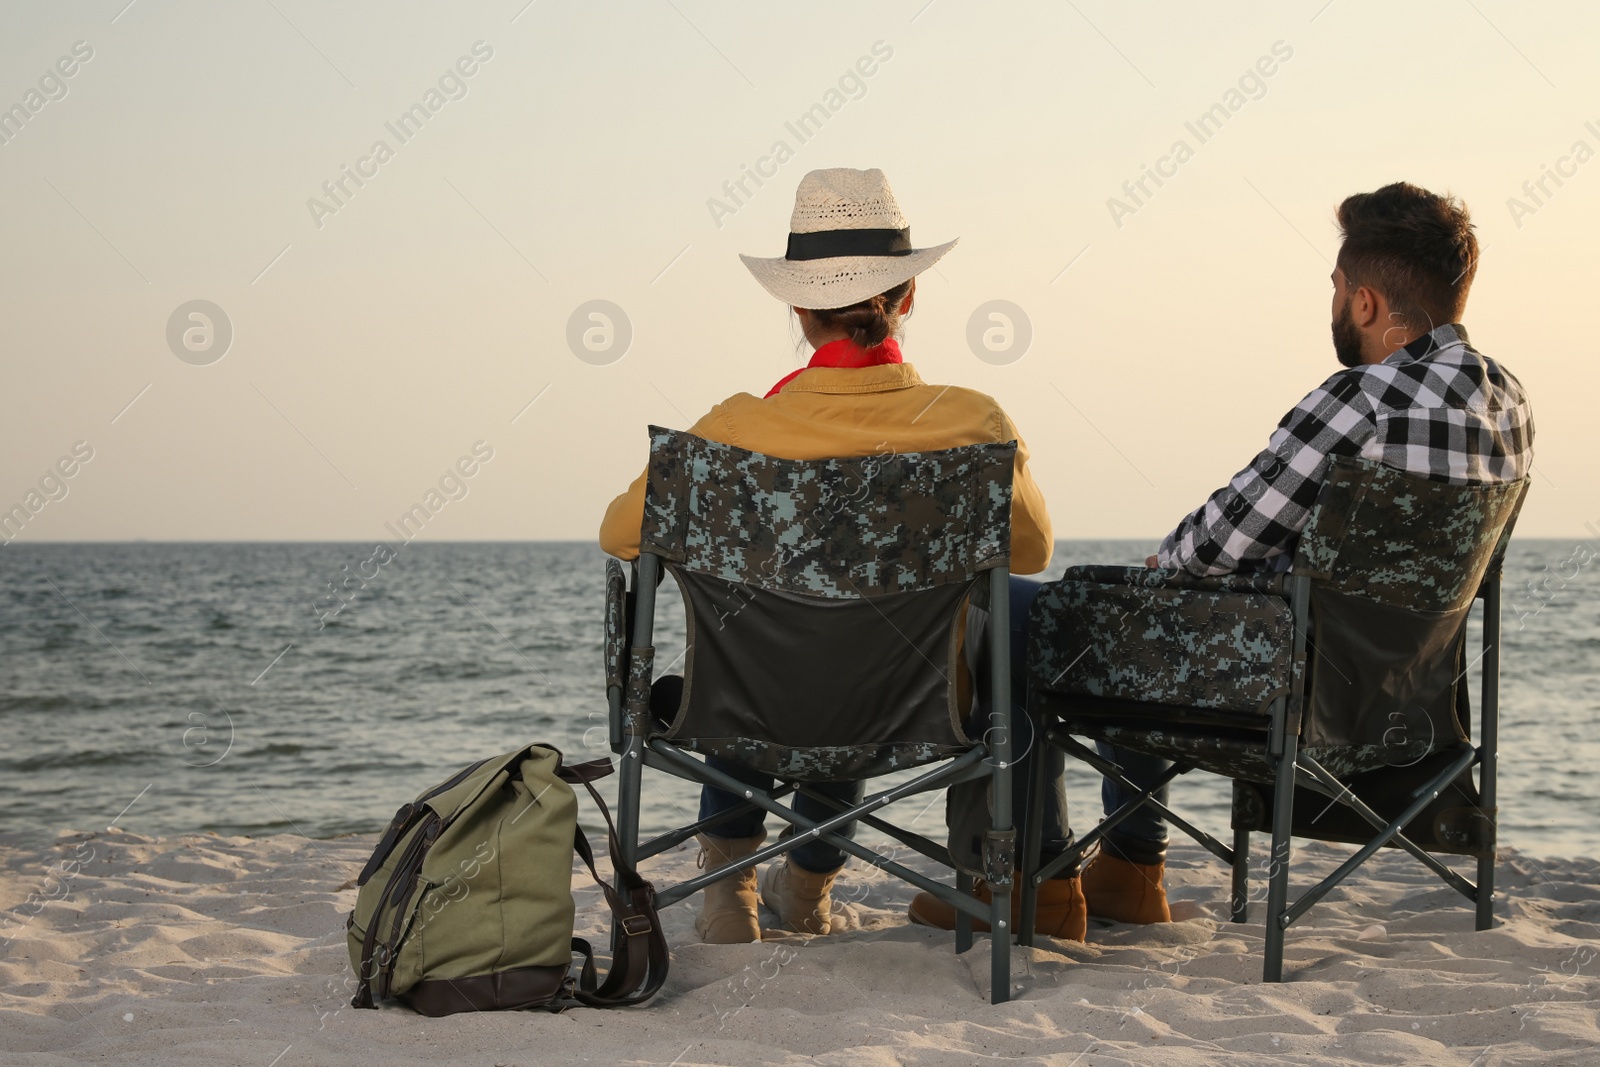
2, 0, 1594, 544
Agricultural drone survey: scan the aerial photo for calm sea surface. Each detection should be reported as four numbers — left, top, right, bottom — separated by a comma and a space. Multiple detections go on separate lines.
1, 541, 1595, 857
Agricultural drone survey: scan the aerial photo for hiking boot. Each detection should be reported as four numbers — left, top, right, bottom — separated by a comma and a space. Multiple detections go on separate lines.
760, 856, 842, 935
1081, 852, 1171, 924
694, 832, 766, 944
907, 876, 1086, 942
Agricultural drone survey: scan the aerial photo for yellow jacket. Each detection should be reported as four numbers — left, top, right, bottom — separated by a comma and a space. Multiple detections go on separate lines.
599, 362, 1053, 574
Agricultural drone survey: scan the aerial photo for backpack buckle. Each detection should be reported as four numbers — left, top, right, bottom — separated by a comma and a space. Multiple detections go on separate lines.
620, 914, 653, 937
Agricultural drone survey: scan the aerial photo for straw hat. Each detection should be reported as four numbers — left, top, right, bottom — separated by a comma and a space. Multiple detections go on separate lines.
740, 168, 958, 310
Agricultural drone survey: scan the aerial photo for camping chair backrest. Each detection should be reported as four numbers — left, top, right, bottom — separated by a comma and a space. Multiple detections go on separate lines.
637, 426, 1015, 780
1291, 456, 1529, 757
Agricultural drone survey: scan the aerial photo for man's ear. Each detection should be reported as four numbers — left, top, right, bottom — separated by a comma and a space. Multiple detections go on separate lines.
1351, 285, 1382, 329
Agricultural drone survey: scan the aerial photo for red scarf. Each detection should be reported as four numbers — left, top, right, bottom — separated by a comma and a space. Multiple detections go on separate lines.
764, 338, 903, 398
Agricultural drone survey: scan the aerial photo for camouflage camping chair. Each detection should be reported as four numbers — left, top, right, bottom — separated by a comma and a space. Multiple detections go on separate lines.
1019, 456, 1529, 982
603, 427, 1024, 1004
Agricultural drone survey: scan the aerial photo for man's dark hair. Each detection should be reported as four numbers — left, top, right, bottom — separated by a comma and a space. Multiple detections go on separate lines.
1335, 182, 1478, 331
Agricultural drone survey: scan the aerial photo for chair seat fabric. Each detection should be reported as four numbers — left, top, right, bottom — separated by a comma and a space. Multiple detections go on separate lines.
1232, 750, 1494, 857
1053, 708, 1416, 783
1040, 691, 1274, 734
676, 738, 961, 781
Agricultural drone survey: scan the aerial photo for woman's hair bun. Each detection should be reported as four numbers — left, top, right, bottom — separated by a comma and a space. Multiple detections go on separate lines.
804, 279, 912, 348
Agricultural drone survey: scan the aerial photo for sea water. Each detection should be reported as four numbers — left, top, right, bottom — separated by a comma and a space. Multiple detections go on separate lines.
1, 541, 1594, 857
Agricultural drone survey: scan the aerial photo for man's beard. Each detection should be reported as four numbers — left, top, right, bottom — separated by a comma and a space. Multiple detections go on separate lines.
1331, 296, 1364, 368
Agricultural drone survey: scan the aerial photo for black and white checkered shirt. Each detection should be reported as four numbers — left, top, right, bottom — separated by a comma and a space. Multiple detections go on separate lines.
1157, 324, 1534, 576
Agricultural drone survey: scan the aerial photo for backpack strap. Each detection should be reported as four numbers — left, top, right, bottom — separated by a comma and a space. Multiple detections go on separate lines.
559, 757, 615, 785
556, 761, 669, 1007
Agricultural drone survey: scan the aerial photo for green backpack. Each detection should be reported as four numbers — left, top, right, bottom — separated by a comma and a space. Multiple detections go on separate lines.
347, 743, 667, 1015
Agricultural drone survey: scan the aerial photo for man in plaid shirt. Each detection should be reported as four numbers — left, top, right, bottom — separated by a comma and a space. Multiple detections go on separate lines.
1084, 183, 1535, 928
1154, 183, 1534, 574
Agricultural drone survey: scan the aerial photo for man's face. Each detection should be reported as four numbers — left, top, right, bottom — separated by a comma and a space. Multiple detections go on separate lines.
1330, 268, 1364, 368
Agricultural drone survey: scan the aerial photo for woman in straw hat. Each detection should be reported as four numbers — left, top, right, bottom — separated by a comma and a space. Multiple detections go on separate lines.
600, 167, 1086, 944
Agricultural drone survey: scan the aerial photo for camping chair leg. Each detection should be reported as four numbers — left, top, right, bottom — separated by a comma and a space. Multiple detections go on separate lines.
1263, 699, 1298, 983
1231, 825, 1250, 924
614, 718, 646, 946
617, 730, 644, 870
1477, 573, 1502, 932
1018, 728, 1049, 949
1475, 802, 1497, 932
955, 870, 974, 954
986, 566, 1014, 1005
991, 878, 1010, 1004
1229, 779, 1250, 923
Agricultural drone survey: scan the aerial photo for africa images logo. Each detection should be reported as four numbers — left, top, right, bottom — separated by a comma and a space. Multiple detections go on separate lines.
166, 300, 233, 366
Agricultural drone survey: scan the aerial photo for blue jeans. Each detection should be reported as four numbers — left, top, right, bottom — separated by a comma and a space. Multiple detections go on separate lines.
696, 761, 864, 874
1008, 576, 1170, 866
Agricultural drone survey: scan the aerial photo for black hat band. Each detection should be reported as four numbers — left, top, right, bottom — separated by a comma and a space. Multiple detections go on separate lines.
785, 227, 914, 261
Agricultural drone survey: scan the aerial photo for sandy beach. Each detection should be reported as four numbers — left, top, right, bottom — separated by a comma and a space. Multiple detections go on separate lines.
4, 1, 1595, 1065
3, 826, 1597, 1066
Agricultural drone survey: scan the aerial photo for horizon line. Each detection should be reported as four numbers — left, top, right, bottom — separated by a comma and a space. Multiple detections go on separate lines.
1, 534, 1582, 546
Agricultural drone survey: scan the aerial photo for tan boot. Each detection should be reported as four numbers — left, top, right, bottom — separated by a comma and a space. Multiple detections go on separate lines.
908, 877, 1087, 942
694, 833, 765, 944
760, 856, 842, 935
1081, 851, 1171, 924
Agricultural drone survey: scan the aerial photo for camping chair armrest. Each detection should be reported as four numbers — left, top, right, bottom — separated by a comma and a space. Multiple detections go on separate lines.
1060, 564, 1286, 597
1028, 570, 1294, 716
604, 557, 651, 753
603, 557, 630, 694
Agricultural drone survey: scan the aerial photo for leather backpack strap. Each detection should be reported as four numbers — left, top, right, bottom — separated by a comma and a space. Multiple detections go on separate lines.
568, 825, 665, 1007
558, 757, 615, 785
557, 764, 669, 1008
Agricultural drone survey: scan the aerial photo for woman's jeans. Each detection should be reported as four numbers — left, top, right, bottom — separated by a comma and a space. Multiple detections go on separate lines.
688, 574, 1171, 876
697, 762, 864, 874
